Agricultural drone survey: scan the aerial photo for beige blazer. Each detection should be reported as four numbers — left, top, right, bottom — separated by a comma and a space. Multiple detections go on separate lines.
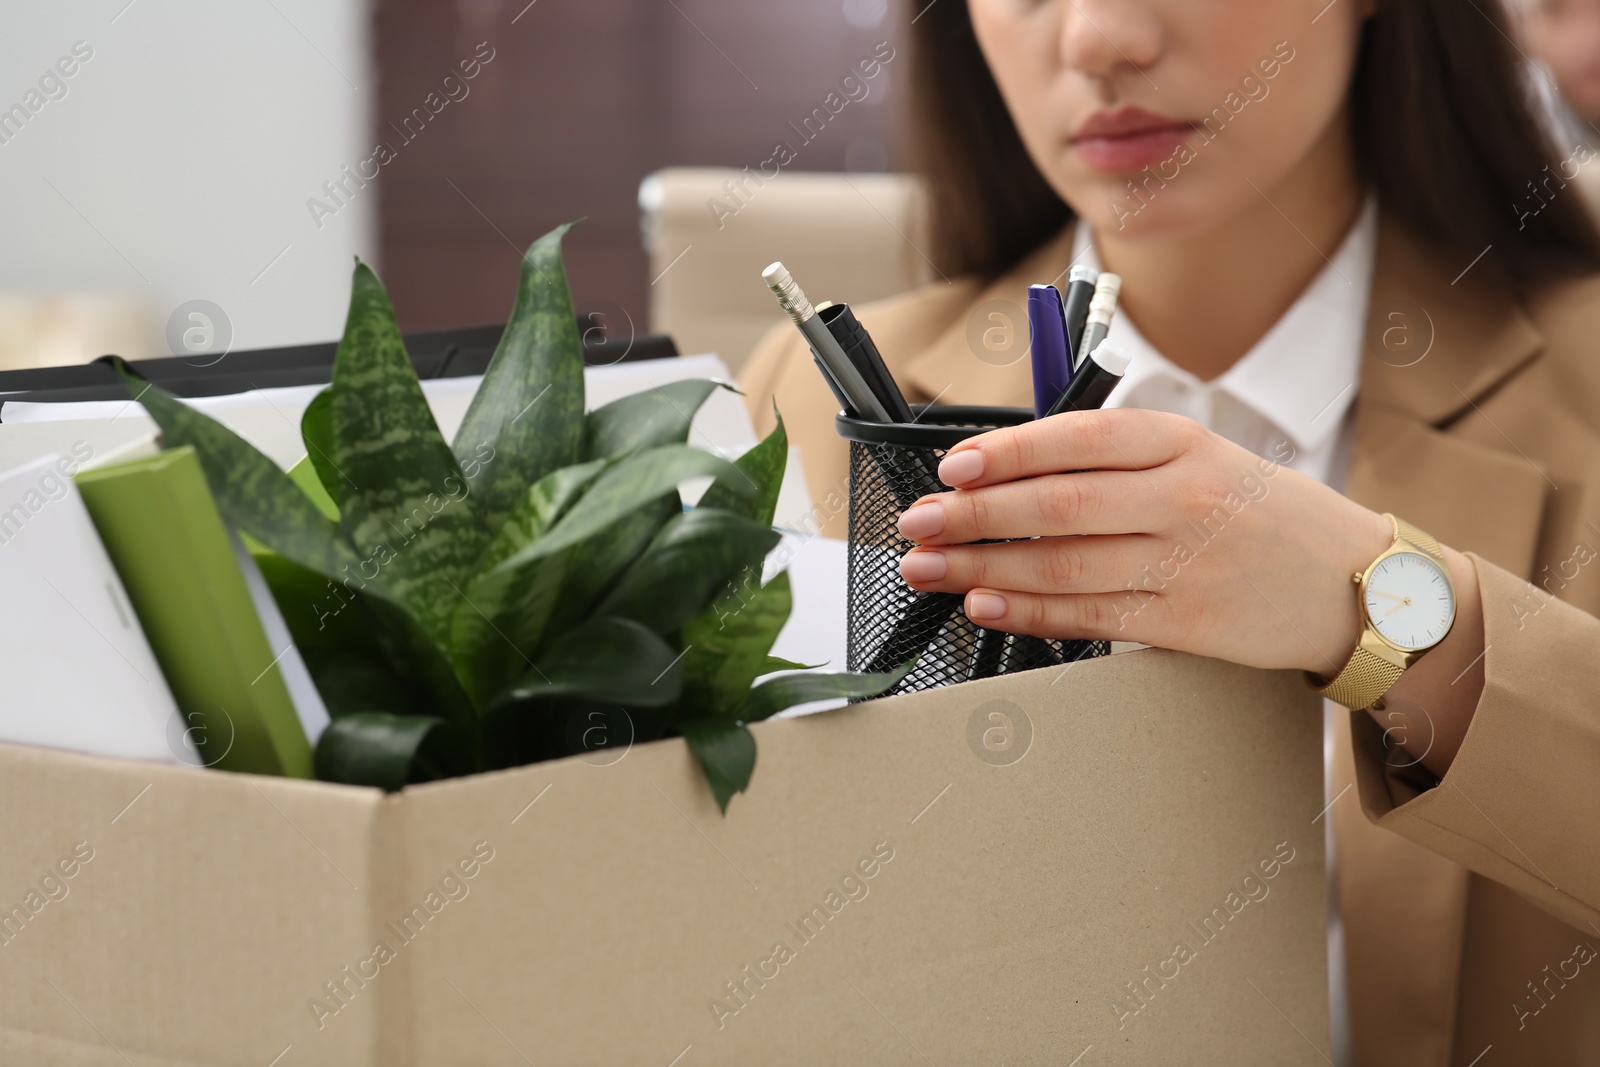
741, 214, 1600, 1066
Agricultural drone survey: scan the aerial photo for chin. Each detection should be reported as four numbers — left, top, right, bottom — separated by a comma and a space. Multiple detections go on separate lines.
1059, 173, 1252, 245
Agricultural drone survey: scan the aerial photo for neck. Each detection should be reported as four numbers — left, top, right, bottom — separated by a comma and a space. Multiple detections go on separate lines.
1093, 115, 1364, 382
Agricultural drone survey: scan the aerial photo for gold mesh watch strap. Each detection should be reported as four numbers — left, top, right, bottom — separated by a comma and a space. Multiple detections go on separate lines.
1314, 645, 1405, 710
1392, 515, 1442, 558
1312, 513, 1441, 710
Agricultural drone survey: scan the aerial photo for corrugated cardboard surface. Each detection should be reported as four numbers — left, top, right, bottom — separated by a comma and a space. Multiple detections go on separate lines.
0, 648, 1328, 1065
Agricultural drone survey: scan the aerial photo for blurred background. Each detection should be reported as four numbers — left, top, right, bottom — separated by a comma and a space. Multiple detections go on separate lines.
0, 0, 920, 376
6, 0, 1599, 379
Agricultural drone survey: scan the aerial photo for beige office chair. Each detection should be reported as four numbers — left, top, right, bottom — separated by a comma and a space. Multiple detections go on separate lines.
639, 167, 933, 375
0, 294, 159, 371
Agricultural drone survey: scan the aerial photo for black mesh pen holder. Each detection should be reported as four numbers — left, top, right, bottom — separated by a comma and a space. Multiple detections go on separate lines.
835, 404, 1109, 698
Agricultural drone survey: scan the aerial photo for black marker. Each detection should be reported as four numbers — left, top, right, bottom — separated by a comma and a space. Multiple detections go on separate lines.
969, 628, 1006, 681
865, 591, 964, 676
1045, 339, 1133, 417
812, 298, 944, 510
819, 302, 915, 424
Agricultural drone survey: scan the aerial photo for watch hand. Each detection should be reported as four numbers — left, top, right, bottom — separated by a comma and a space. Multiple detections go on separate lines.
1385, 602, 1407, 616
1370, 590, 1406, 601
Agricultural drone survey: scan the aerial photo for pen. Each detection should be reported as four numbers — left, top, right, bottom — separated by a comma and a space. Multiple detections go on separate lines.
1001, 635, 1058, 673
1044, 339, 1133, 417
969, 628, 1006, 681
818, 302, 916, 424
1061, 265, 1099, 368
1027, 284, 1071, 420
818, 301, 947, 504
865, 590, 964, 676
763, 262, 891, 423
1076, 272, 1122, 372
808, 302, 858, 415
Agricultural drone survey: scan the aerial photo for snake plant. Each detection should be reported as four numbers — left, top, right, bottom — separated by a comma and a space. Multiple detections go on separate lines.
107, 222, 906, 811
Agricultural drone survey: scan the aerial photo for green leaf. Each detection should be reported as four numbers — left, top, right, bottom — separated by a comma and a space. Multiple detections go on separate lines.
254, 529, 476, 724
480, 698, 651, 771
451, 449, 715, 704
490, 444, 743, 576
473, 458, 607, 573
287, 456, 339, 522
698, 409, 787, 527
585, 379, 720, 460
448, 547, 572, 708
737, 660, 916, 723
681, 570, 794, 718
681, 721, 756, 814
101, 357, 357, 579
314, 712, 449, 791
490, 617, 684, 709
452, 222, 587, 531
449, 454, 658, 705
539, 494, 678, 642
364, 594, 479, 724
762, 655, 820, 672
300, 388, 349, 512
596, 508, 780, 634
329, 261, 490, 649
251, 547, 377, 664
308, 655, 425, 719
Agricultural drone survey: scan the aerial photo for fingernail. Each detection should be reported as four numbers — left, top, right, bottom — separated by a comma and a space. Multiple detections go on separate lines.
900, 550, 947, 583
939, 450, 984, 486
966, 593, 1008, 621
897, 502, 945, 540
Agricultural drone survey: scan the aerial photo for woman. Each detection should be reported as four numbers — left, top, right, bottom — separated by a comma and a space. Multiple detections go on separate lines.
741, 0, 1600, 1063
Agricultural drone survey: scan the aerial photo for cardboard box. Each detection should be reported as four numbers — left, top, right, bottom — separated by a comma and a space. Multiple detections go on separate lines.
0, 649, 1329, 1066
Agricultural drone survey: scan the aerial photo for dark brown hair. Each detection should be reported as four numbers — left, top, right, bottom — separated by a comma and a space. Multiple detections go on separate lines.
908, 0, 1600, 286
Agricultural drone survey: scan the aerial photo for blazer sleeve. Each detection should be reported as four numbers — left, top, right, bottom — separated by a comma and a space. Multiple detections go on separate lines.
1350, 552, 1600, 933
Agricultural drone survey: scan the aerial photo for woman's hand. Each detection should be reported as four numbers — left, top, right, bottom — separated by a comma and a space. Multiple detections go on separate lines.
896, 409, 1398, 675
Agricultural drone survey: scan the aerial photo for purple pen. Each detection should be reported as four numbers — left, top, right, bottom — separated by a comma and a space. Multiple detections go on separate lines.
1027, 283, 1072, 420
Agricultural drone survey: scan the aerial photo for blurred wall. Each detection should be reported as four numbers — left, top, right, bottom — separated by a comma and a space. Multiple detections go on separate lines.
0, 0, 904, 370
0, 0, 375, 368
373, 0, 905, 352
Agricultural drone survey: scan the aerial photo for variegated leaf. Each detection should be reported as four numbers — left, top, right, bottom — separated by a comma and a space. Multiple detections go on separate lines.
329, 262, 490, 651
452, 222, 587, 532
102, 357, 356, 580
680, 570, 794, 719
596, 508, 780, 634
585, 378, 720, 459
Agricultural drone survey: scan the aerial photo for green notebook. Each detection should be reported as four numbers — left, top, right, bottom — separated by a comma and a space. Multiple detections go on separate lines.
75, 447, 314, 777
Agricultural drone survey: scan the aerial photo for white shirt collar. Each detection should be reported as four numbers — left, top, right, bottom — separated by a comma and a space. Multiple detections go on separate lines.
1069, 197, 1377, 458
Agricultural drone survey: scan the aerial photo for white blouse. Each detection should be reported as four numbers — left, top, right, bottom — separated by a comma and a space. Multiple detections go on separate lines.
1073, 197, 1378, 491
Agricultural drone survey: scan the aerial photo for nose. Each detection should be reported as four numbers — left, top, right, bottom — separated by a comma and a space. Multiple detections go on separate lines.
1058, 0, 1163, 88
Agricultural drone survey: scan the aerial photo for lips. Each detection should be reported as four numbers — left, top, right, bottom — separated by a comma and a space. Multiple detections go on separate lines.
1071, 107, 1197, 173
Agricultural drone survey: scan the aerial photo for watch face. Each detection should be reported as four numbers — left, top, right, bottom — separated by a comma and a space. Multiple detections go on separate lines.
1363, 552, 1456, 650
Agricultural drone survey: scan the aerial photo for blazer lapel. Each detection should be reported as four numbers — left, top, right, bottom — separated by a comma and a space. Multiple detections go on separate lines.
1349, 212, 1549, 578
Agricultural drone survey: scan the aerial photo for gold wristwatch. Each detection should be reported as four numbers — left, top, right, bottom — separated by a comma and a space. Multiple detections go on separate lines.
1309, 514, 1457, 711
